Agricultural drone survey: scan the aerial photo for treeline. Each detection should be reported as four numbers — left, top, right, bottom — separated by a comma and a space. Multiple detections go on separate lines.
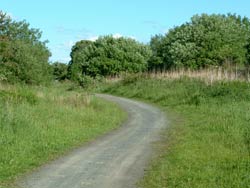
1, 11, 250, 85
68, 36, 151, 80
69, 13, 250, 82
0, 11, 52, 84
149, 13, 250, 70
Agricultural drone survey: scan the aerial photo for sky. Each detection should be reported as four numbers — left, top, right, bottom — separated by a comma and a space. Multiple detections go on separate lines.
1, 0, 250, 63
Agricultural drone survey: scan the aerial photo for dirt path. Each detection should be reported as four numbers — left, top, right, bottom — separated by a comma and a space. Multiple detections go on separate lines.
19, 94, 167, 188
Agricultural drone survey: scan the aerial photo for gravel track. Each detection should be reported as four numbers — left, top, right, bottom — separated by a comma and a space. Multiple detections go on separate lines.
19, 94, 167, 188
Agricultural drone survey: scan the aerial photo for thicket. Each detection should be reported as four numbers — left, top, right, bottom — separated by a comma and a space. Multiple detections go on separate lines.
149, 13, 250, 70
68, 36, 152, 81
0, 11, 51, 84
69, 13, 250, 81
2, 12, 250, 84
51, 62, 68, 81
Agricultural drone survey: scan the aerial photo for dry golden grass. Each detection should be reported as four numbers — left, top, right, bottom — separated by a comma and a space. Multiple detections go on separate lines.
148, 67, 250, 84
104, 67, 250, 84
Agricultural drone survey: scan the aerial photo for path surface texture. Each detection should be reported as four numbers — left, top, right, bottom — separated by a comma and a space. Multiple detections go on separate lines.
19, 94, 167, 188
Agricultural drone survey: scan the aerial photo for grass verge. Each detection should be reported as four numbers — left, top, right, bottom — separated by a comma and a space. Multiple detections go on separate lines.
0, 82, 125, 188
103, 76, 250, 188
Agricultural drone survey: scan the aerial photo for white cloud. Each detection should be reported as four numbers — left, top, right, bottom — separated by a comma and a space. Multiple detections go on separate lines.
112, 33, 123, 39
113, 33, 136, 40
87, 36, 99, 41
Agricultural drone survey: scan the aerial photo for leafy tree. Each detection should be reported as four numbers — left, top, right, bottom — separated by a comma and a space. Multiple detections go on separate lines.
148, 34, 165, 70
0, 11, 51, 84
246, 38, 250, 65
150, 13, 250, 69
68, 35, 151, 79
68, 40, 93, 81
51, 62, 68, 81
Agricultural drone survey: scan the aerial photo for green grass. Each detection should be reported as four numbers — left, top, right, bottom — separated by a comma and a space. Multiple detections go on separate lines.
0, 82, 125, 187
103, 76, 250, 188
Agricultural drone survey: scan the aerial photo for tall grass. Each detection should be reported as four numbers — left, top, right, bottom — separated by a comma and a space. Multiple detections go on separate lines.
0, 83, 125, 187
105, 66, 250, 84
103, 76, 250, 188
148, 66, 250, 83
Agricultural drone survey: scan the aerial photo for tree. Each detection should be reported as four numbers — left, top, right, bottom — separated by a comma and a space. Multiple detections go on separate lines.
150, 13, 250, 70
246, 38, 250, 65
51, 62, 68, 81
68, 35, 152, 79
148, 34, 165, 70
68, 40, 93, 81
0, 11, 51, 84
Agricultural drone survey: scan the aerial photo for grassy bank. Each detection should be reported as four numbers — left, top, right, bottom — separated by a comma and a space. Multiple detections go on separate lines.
0, 83, 125, 187
103, 76, 250, 188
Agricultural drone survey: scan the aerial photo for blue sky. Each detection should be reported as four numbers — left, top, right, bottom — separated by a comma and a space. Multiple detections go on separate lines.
1, 0, 250, 63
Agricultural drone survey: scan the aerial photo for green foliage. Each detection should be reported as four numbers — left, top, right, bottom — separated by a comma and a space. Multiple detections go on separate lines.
121, 73, 147, 85
77, 75, 95, 88
246, 37, 250, 66
0, 83, 125, 186
68, 35, 152, 78
51, 62, 68, 81
150, 14, 250, 70
0, 87, 38, 105
104, 77, 250, 188
0, 11, 51, 84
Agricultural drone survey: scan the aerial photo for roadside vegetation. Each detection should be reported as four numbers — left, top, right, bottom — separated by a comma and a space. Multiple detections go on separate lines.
0, 82, 125, 187
1, 8, 250, 188
69, 13, 250, 84
102, 76, 250, 188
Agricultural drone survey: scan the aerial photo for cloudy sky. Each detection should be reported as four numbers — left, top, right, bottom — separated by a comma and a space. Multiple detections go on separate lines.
1, 0, 250, 63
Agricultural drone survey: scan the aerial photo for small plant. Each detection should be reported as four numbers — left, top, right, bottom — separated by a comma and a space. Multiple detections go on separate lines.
121, 73, 147, 85
77, 75, 95, 88
0, 88, 38, 105
187, 92, 203, 106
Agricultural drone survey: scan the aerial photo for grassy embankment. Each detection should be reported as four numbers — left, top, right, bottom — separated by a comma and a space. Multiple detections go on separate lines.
103, 75, 250, 188
0, 83, 125, 188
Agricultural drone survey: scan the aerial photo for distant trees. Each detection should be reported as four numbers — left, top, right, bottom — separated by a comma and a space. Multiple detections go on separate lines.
246, 37, 250, 64
68, 36, 152, 80
51, 62, 68, 81
69, 13, 250, 80
149, 14, 250, 70
0, 11, 51, 84
3, 10, 250, 85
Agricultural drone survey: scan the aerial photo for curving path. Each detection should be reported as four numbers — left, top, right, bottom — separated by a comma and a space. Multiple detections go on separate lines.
19, 94, 167, 188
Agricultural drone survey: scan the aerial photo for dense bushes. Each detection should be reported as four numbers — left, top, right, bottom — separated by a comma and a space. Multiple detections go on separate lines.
68, 35, 152, 80
2, 11, 250, 84
68, 13, 250, 80
51, 62, 68, 81
0, 11, 51, 84
149, 14, 250, 70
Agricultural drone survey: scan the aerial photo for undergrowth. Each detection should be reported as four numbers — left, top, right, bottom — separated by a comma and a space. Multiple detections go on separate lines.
0, 82, 125, 187
103, 76, 250, 188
